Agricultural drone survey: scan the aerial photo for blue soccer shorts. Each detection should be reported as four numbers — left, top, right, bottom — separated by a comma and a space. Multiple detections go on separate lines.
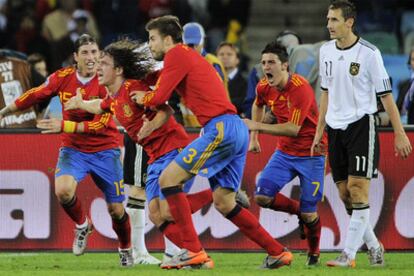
55, 147, 125, 203
175, 114, 249, 192
255, 150, 326, 213
146, 149, 196, 202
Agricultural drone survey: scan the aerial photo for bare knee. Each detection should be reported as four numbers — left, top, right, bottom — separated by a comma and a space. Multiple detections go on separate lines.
159, 161, 192, 188
128, 186, 146, 200
107, 203, 125, 219
55, 176, 76, 203
160, 208, 173, 222
213, 188, 237, 215
300, 212, 318, 223
254, 195, 272, 208
348, 179, 369, 203
149, 209, 164, 227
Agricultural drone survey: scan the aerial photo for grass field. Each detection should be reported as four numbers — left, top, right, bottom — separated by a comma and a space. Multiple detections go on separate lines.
1, 251, 414, 275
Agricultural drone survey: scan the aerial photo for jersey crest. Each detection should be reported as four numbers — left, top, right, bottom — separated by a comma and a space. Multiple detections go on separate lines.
123, 103, 133, 118
349, 62, 360, 76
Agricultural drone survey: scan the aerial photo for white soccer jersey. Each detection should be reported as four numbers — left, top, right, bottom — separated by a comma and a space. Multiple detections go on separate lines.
319, 38, 391, 129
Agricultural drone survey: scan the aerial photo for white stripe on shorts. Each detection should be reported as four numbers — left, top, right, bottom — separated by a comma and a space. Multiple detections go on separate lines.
134, 144, 143, 186
366, 114, 375, 178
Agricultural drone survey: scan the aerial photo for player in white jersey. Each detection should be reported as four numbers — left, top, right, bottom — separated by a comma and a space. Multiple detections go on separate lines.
311, 0, 412, 268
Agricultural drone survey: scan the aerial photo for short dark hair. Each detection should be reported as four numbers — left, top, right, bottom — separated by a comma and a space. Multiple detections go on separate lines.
74, 34, 98, 53
27, 53, 46, 66
216, 42, 240, 58
261, 41, 289, 63
103, 38, 154, 80
145, 15, 183, 44
329, 0, 357, 27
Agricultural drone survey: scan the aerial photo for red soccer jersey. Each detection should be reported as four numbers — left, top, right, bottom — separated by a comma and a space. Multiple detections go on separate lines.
142, 44, 237, 126
100, 79, 190, 163
15, 66, 120, 152
255, 74, 327, 156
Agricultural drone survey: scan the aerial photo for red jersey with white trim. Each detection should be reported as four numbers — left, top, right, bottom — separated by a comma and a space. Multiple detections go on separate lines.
255, 74, 327, 156
142, 44, 236, 126
15, 66, 120, 152
100, 79, 189, 164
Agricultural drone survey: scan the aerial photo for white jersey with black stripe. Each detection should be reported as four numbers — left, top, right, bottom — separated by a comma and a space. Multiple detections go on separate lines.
319, 37, 391, 129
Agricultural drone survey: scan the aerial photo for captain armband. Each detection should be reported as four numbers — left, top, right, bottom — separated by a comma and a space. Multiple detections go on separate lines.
61, 120, 78, 133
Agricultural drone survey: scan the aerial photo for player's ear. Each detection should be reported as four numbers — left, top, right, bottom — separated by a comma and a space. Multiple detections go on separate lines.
282, 61, 289, 71
73, 52, 78, 64
115, 66, 123, 76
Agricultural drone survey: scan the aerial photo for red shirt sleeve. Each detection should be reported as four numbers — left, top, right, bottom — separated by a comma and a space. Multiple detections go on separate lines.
143, 46, 191, 107
288, 80, 314, 126
15, 73, 60, 110
83, 113, 114, 134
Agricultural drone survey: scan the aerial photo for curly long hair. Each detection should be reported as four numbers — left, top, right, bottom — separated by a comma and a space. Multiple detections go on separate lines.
102, 38, 154, 80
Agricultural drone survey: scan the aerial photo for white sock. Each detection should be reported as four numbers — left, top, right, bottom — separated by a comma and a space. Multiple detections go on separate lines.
126, 207, 148, 255
164, 236, 180, 256
363, 223, 380, 250
344, 208, 370, 259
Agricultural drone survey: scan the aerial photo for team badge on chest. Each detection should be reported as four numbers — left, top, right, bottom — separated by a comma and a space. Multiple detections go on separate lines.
123, 104, 133, 117
349, 62, 360, 76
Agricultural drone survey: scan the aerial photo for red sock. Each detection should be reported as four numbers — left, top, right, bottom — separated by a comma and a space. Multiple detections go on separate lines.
270, 193, 300, 215
226, 205, 284, 256
187, 189, 213, 213
112, 212, 131, 249
162, 186, 202, 253
159, 221, 183, 248
61, 196, 86, 225
305, 217, 321, 255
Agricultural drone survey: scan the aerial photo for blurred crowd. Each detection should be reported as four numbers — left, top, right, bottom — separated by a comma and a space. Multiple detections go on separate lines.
0, 0, 251, 72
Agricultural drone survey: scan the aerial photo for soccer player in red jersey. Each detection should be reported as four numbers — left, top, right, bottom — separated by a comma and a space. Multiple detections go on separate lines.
244, 41, 327, 266
131, 15, 293, 269
0, 34, 133, 267
63, 38, 217, 267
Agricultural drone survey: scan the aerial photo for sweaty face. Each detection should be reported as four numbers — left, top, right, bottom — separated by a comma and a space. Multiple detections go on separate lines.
74, 43, 100, 77
326, 9, 352, 40
261, 53, 288, 87
97, 54, 117, 91
148, 29, 166, 61
217, 45, 239, 72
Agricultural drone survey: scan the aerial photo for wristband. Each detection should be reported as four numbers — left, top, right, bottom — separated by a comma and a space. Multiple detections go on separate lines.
61, 120, 77, 133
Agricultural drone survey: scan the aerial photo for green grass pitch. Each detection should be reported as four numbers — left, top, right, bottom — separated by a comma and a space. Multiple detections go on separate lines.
1, 251, 413, 275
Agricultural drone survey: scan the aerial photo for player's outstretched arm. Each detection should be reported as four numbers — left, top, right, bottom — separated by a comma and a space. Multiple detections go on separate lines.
380, 93, 412, 159
64, 89, 104, 114
37, 112, 112, 134
0, 103, 18, 126
137, 104, 174, 141
251, 121, 300, 137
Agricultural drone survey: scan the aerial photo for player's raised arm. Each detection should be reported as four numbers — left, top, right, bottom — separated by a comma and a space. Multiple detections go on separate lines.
37, 112, 113, 134
64, 88, 104, 115
0, 103, 18, 123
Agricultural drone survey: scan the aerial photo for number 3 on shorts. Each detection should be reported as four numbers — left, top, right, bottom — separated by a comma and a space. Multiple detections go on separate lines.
311, 181, 320, 197
183, 148, 198, 164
